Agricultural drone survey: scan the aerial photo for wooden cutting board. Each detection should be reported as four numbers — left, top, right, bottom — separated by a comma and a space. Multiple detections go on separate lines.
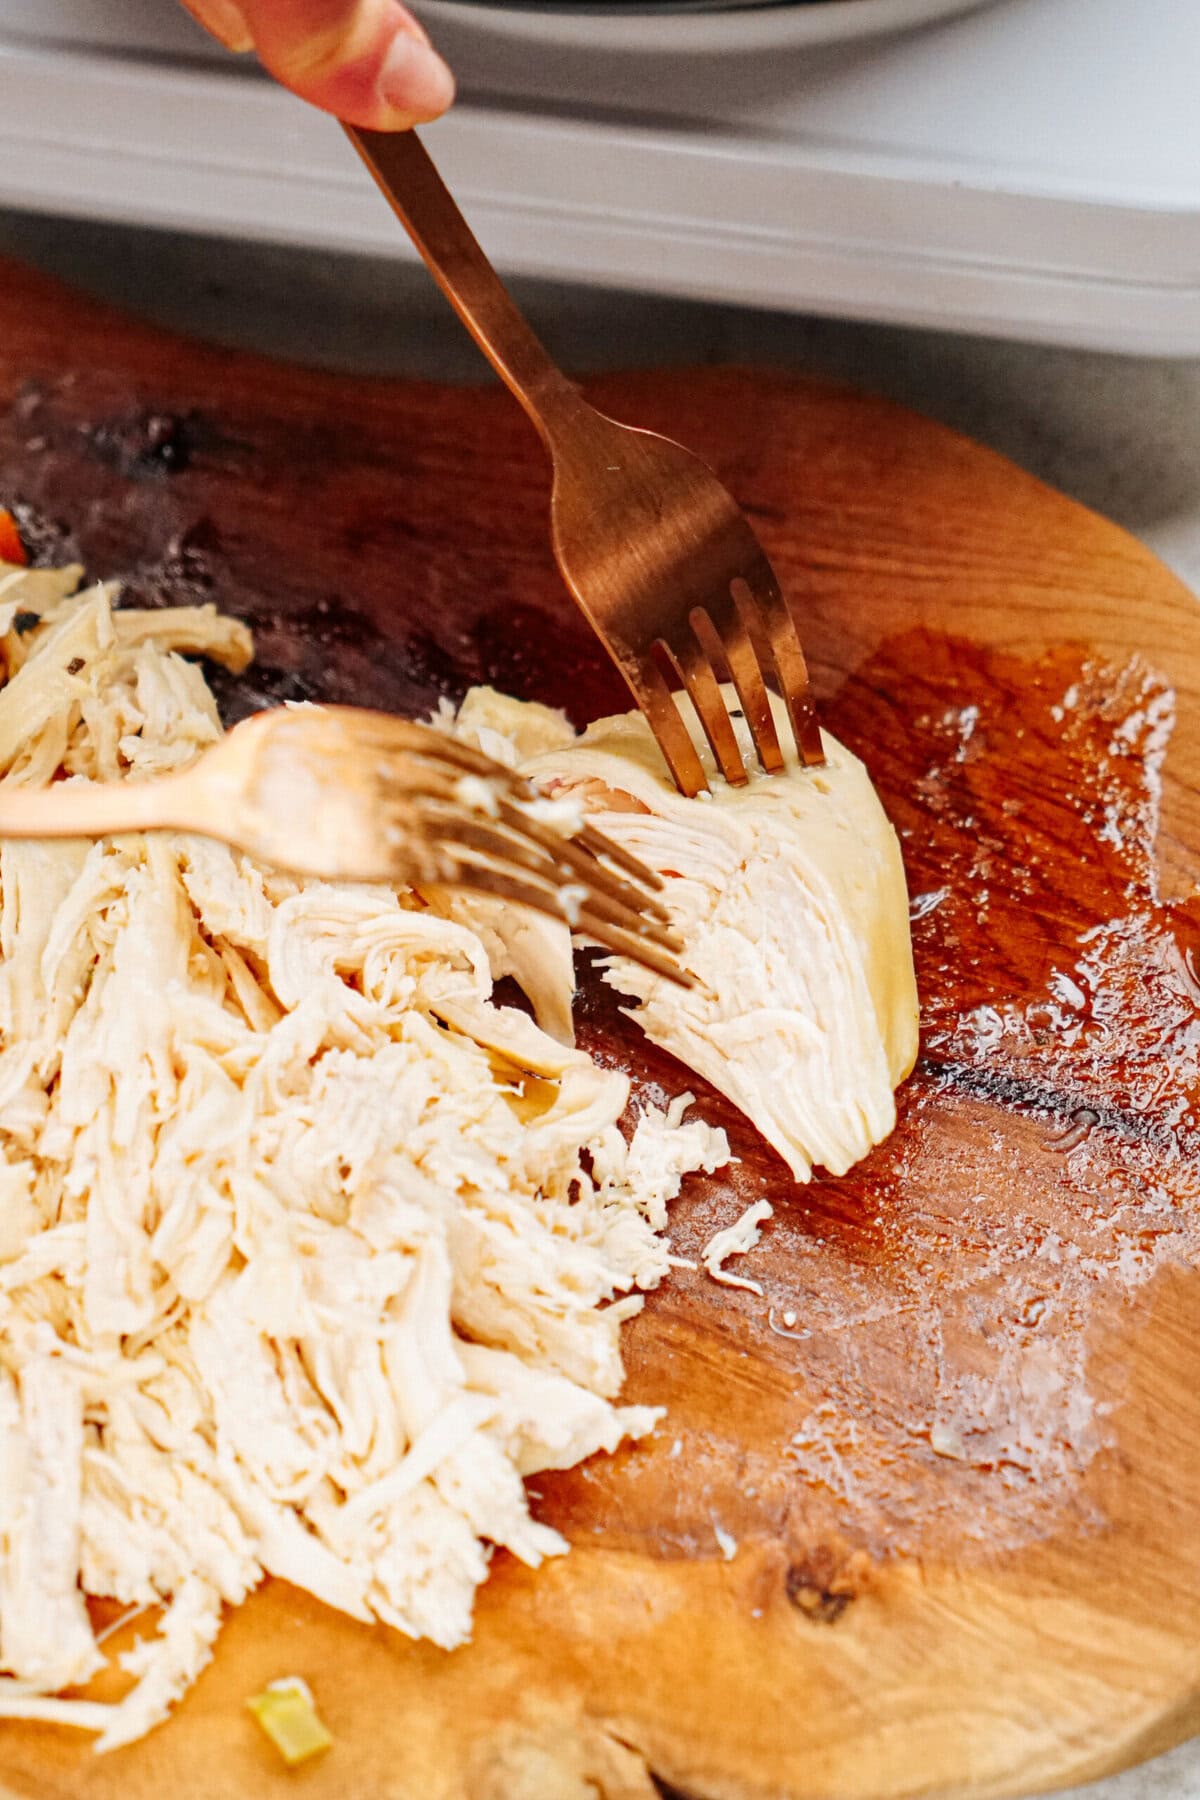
1, 257, 1200, 1800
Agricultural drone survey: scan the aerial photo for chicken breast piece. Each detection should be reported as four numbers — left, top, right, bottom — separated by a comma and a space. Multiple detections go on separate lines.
492, 687, 919, 1182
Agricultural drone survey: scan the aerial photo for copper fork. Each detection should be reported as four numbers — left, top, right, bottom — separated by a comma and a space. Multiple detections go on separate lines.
0, 706, 687, 984
345, 127, 825, 798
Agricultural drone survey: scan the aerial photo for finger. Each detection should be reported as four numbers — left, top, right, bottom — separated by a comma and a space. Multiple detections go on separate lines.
179, 1, 255, 51
241, 0, 455, 129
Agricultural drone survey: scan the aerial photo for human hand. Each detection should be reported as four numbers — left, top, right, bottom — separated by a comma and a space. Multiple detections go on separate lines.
181, 0, 455, 129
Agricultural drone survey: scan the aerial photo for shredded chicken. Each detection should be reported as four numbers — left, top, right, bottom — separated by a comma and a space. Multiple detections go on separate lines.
701, 1200, 775, 1297
0, 565, 729, 1749
0, 563, 916, 1752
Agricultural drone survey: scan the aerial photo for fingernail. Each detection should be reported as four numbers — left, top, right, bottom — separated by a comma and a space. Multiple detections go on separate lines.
376, 32, 456, 124
181, 0, 254, 53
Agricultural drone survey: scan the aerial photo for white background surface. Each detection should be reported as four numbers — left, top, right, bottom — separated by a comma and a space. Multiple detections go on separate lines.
0, 0, 1199, 351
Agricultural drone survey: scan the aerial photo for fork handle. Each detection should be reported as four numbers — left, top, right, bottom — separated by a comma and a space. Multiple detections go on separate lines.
0, 775, 193, 842
345, 126, 583, 448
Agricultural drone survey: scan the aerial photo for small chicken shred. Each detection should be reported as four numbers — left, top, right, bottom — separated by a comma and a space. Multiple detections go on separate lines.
0, 565, 916, 1751
701, 1200, 775, 1297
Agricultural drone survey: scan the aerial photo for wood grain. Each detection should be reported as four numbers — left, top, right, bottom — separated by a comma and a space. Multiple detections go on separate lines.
1, 257, 1200, 1800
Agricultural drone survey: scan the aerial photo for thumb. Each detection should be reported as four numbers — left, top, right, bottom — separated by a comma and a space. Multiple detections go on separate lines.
180, 0, 455, 129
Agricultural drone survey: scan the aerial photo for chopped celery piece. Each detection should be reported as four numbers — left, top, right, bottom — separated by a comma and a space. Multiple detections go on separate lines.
246, 1677, 333, 1766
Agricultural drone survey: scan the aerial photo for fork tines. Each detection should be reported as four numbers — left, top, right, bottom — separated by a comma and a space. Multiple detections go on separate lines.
427, 811, 689, 988
353, 714, 691, 988
649, 564, 825, 795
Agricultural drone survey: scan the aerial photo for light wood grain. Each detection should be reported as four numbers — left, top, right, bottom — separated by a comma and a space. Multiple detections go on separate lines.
1, 259, 1199, 1800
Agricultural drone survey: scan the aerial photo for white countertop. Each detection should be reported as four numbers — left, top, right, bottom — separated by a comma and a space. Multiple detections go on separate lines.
5, 0, 1200, 353
0, 205, 1197, 1800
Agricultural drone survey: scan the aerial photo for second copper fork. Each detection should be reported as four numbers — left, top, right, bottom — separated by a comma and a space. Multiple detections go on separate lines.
346, 126, 825, 799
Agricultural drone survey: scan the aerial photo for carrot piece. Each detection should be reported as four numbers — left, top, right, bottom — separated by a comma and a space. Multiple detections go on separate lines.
0, 509, 27, 567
